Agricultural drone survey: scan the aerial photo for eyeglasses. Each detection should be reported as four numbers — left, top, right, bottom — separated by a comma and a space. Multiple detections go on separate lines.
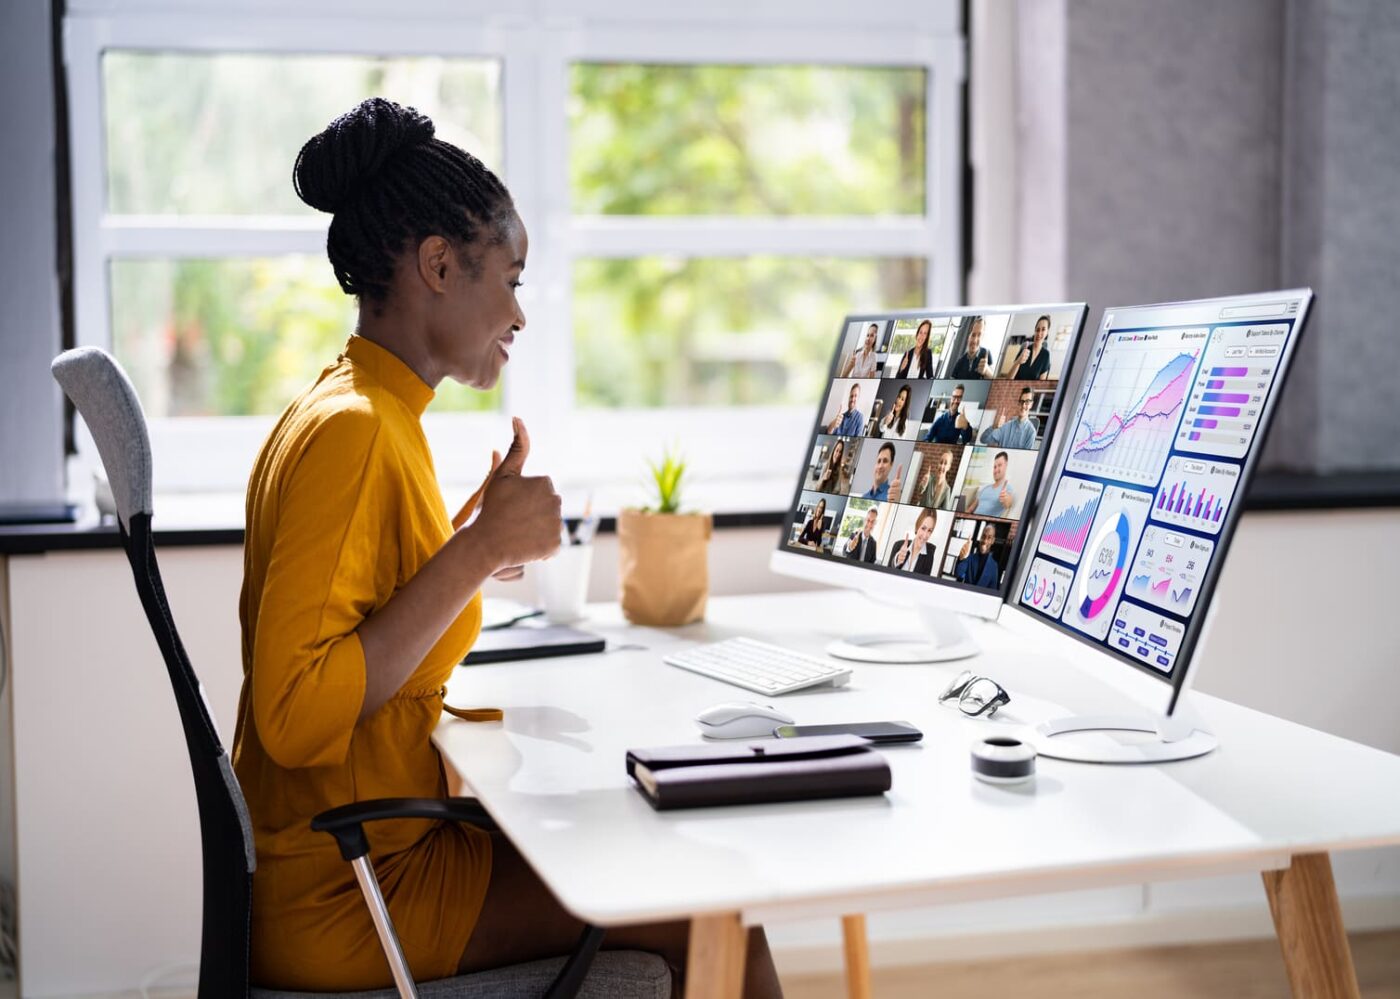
939, 671, 1011, 718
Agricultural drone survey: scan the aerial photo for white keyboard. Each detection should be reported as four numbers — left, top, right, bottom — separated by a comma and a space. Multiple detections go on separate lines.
664, 637, 853, 695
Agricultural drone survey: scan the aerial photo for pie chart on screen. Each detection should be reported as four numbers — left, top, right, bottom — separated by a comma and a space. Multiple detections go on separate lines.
1078, 512, 1130, 620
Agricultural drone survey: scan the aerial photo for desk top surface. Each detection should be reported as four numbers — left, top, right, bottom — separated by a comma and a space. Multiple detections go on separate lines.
434, 590, 1400, 927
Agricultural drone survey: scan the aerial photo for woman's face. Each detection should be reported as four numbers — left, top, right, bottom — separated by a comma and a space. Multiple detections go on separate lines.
915, 323, 930, 350
428, 212, 529, 389
915, 515, 936, 546
894, 388, 909, 414
864, 327, 878, 351
831, 441, 844, 465
814, 501, 825, 521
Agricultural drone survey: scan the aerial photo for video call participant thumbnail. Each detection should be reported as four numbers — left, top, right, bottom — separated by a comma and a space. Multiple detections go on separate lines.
980, 384, 1039, 450
957, 446, 1034, 520
821, 378, 875, 437
922, 381, 988, 444
840, 502, 884, 563
807, 435, 860, 495
945, 518, 1014, 590
791, 492, 845, 551
910, 443, 961, 509
1011, 314, 1053, 380
840, 321, 884, 378
948, 316, 994, 380
885, 506, 946, 575
893, 319, 937, 379
872, 380, 925, 440
851, 439, 915, 503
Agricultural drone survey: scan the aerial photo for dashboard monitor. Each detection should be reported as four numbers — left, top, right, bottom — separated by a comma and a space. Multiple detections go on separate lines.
1007, 289, 1313, 717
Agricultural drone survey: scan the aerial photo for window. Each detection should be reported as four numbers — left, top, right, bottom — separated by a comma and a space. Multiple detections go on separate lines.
66, 3, 963, 507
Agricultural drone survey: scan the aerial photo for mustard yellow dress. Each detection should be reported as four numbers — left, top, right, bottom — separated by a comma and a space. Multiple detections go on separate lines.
233, 335, 491, 990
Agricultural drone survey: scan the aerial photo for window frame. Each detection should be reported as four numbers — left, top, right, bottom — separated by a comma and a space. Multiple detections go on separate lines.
64, 2, 965, 509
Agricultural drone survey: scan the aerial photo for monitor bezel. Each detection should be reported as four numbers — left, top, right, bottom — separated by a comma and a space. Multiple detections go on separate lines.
774, 302, 1090, 615
1002, 288, 1315, 716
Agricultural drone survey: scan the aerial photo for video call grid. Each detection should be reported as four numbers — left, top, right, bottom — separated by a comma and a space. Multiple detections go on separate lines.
787, 310, 1073, 594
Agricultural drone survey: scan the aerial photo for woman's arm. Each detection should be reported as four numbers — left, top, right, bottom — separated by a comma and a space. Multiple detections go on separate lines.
357, 420, 560, 720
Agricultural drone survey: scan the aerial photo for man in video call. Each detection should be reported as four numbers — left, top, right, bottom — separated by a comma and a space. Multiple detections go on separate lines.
861, 442, 903, 501
843, 506, 880, 563
887, 508, 939, 574
949, 316, 993, 380
980, 387, 1038, 450
826, 381, 866, 437
973, 451, 1016, 517
922, 384, 975, 444
955, 523, 1001, 588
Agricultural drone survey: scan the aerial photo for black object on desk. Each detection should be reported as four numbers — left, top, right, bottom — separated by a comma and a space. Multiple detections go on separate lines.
462, 622, 605, 665
625, 734, 891, 810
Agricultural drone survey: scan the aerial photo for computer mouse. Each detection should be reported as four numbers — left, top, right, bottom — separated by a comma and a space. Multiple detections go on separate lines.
695, 701, 796, 740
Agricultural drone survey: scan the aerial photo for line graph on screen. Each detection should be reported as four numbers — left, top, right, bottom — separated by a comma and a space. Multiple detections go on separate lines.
1067, 344, 1201, 487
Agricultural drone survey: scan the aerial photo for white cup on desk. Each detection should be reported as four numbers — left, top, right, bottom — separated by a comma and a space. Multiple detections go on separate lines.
538, 543, 594, 624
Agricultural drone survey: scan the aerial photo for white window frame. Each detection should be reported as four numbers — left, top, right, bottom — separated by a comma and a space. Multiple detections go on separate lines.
64, 0, 964, 513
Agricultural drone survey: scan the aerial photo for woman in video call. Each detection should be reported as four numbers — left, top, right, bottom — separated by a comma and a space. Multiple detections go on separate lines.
234, 98, 780, 996
841, 322, 882, 378
895, 319, 936, 379
887, 508, 940, 574
913, 448, 955, 509
796, 498, 828, 548
1013, 314, 1053, 380
879, 383, 914, 438
816, 437, 849, 494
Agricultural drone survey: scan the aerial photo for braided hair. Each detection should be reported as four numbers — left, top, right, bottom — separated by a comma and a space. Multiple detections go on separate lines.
293, 97, 515, 305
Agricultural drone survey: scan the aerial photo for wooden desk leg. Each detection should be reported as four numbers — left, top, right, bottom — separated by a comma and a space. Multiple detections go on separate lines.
841, 914, 873, 999
686, 913, 748, 999
1262, 852, 1361, 999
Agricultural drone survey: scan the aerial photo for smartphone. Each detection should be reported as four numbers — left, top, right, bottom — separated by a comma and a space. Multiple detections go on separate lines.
773, 721, 923, 744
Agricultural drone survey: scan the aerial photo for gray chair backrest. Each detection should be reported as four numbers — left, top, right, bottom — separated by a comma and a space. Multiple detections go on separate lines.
50, 346, 153, 530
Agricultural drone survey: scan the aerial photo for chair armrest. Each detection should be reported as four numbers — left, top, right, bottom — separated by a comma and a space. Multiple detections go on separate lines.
312, 797, 499, 861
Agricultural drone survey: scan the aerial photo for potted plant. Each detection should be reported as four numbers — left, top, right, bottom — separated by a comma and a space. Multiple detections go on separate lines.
618, 448, 713, 626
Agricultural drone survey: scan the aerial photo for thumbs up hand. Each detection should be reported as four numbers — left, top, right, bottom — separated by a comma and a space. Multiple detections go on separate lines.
469, 418, 563, 571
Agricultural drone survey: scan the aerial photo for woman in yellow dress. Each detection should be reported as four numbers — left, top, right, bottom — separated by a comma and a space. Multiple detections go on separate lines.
233, 98, 781, 995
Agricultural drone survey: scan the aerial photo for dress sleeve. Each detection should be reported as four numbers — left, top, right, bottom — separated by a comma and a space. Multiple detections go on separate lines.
251, 410, 390, 769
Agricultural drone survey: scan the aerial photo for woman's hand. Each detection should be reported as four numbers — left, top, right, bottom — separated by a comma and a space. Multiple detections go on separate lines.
467, 418, 563, 571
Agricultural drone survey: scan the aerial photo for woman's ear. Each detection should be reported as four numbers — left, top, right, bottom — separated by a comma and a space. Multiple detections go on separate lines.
417, 235, 452, 293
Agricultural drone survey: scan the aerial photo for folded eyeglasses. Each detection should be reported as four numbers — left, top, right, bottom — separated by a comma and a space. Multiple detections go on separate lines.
938, 670, 1011, 719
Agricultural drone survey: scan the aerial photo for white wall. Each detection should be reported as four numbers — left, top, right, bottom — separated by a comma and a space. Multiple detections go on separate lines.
4, 507, 1399, 994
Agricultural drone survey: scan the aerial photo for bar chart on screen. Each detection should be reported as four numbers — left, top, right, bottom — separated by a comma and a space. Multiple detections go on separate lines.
1066, 331, 1206, 487
1038, 476, 1104, 564
1151, 456, 1239, 535
1177, 323, 1289, 458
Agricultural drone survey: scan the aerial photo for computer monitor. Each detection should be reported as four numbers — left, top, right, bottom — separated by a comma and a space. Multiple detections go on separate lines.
770, 303, 1090, 661
1000, 289, 1314, 762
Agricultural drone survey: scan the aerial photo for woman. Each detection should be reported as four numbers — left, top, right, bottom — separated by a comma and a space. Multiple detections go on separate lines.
816, 438, 849, 494
895, 319, 935, 379
913, 449, 955, 509
841, 322, 881, 377
796, 498, 827, 548
887, 508, 940, 575
879, 384, 913, 439
233, 99, 780, 996
1013, 314, 1053, 380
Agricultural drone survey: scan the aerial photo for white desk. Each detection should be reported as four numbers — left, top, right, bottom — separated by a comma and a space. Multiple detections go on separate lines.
435, 590, 1400, 998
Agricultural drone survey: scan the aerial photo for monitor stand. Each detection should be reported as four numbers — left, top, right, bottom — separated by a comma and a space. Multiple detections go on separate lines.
1033, 693, 1218, 763
826, 605, 980, 664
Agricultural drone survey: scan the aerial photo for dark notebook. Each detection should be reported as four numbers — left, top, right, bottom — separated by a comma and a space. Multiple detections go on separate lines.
462, 622, 605, 665
625, 735, 891, 810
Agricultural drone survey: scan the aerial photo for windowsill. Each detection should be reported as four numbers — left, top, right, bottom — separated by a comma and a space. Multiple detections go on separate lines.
3, 470, 1397, 555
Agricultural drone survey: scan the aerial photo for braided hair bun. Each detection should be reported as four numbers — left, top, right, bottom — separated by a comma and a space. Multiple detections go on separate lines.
292, 97, 514, 302
294, 98, 434, 214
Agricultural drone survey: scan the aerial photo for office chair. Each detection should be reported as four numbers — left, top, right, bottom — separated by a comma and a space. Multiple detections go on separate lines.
51, 348, 669, 999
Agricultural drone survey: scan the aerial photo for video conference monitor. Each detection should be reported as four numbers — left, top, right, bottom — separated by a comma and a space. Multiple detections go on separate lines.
773, 304, 1089, 620
1007, 289, 1313, 713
